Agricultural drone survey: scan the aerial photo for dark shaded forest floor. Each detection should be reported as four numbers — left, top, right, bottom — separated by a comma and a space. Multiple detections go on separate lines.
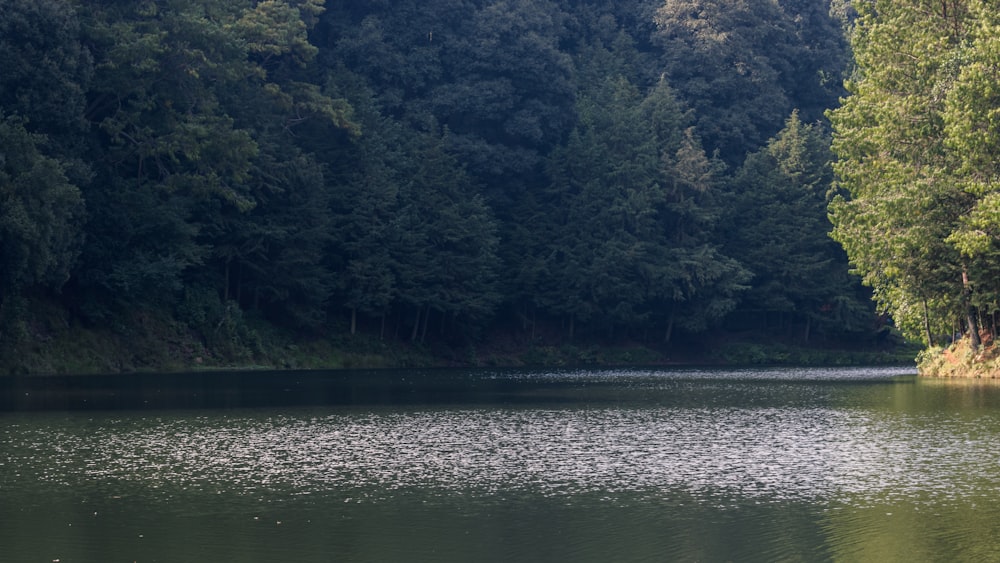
0, 301, 917, 376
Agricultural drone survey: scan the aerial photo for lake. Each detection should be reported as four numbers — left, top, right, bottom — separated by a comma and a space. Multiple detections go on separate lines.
3, 366, 1000, 562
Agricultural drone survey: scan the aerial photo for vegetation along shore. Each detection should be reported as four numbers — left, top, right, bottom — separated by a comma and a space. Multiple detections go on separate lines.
0, 1, 995, 376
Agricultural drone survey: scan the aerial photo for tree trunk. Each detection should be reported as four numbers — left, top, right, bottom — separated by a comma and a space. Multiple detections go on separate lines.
967, 309, 981, 348
380, 312, 386, 341
350, 307, 357, 335
923, 299, 934, 348
963, 267, 981, 348
664, 308, 675, 344
236, 262, 243, 305
223, 260, 230, 302
803, 316, 811, 343
410, 306, 421, 342
568, 315, 575, 342
420, 306, 431, 344
530, 308, 536, 341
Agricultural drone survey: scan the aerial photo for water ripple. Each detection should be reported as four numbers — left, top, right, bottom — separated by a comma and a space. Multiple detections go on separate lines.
5, 394, 1000, 509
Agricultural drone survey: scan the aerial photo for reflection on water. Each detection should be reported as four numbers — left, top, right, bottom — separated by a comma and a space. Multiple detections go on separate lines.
4, 366, 1000, 561
14, 402, 1000, 506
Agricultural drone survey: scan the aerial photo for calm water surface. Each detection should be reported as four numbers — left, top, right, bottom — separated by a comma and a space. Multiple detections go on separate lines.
3, 366, 1000, 562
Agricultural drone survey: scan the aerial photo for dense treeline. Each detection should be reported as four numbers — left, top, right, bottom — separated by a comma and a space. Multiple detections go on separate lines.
0, 0, 881, 366
830, 0, 1000, 355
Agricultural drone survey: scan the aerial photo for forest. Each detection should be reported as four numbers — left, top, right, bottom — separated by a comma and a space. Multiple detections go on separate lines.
0, 0, 900, 373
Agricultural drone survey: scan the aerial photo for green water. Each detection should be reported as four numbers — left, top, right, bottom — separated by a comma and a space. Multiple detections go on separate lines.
3, 366, 1000, 562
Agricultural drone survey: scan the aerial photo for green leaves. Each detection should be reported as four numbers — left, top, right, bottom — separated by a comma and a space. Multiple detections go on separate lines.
0, 0, 92, 138
233, 0, 320, 62
0, 0, 880, 352
654, 0, 848, 164
726, 112, 869, 340
542, 69, 746, 338
828, 0, 1000, 344
69, 0, 357, 326
0, 115, 84, 300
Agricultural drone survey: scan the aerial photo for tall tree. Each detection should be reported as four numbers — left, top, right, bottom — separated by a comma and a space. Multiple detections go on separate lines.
657, 127, 750, 342
828, 0, 975, 344
544, 74, 746, 340
0, 115, 84, 338
326, 84, 405, 336
941, 0, 1000, 341
543, 77, 664, 336
726, 112, 871, 341
392, 130, 501, 342
74, 0, 352, 324
0, 0, 89, 337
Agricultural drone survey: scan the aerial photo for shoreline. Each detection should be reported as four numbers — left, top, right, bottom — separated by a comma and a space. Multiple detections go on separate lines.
916, 337, 1000, 379
0, 305, 916, 377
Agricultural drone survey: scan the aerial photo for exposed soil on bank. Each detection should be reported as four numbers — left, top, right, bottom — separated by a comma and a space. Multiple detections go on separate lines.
918, 336, 1000, 378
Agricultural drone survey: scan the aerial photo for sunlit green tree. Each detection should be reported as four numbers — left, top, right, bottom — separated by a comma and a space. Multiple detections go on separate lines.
828, 0, 974, 345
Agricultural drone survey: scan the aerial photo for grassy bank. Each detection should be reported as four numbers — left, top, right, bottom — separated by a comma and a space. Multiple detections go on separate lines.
917, 337, 1000, 378
716, 340, 918, 367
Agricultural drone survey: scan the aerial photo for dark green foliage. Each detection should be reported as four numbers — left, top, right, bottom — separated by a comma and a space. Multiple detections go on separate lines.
391, 130, 501, 341
544, 73, 749, 341
222, 152, 335, 329
0, 0, 92, 317
724, 112, 871, 341
0, 115, 84, 339
69, 0, 351, 327
654, 0, 849, 164
0, 0, 885, 367
318, 0, 578, 272
0, 0, 92, 139
543, 76, 664, 332
327, 100, 403, 332
73, 176, 201, 313
659, 129, 751, 338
